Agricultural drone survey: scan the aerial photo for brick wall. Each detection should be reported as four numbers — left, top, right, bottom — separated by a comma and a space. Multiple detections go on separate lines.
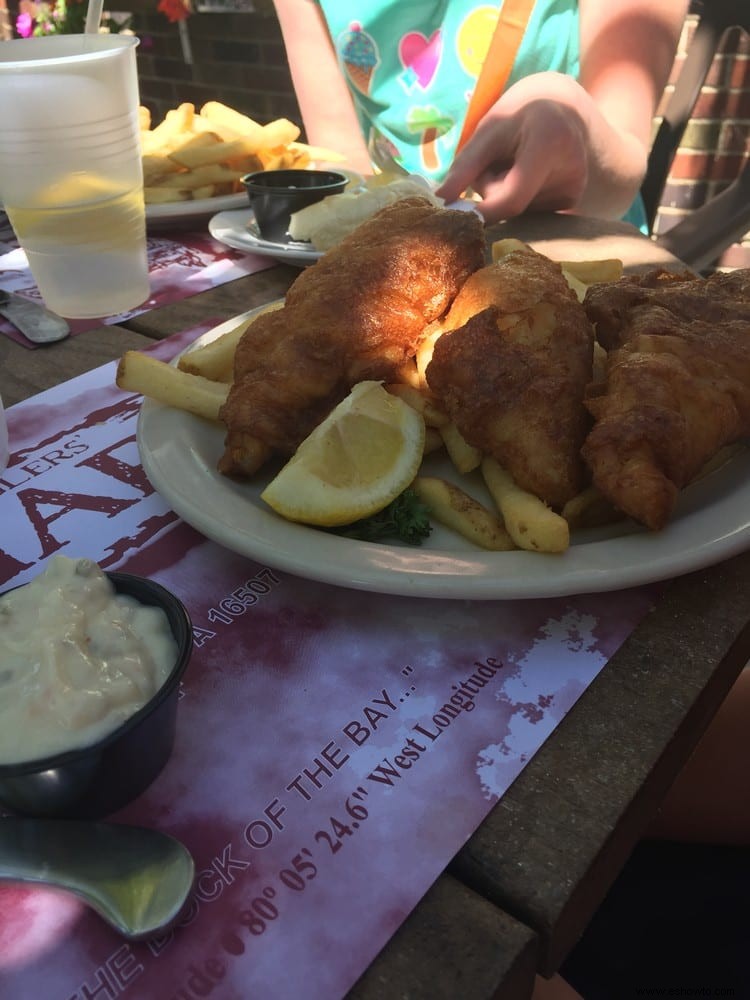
652, 11, 750, 269
127, 3, 749, 267
132, 1, 301, 130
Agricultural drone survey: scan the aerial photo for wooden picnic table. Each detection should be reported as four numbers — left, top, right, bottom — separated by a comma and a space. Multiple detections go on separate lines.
2, 212, 749, 999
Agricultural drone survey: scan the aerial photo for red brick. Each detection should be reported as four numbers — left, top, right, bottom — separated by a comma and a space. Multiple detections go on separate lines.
729, 55, 750, 88
670, 151, 749, 181
693, 88, 750, 117
703, 54, 733, 89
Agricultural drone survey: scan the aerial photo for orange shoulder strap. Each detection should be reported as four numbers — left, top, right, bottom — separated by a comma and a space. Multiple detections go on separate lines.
456, 0, 538, 152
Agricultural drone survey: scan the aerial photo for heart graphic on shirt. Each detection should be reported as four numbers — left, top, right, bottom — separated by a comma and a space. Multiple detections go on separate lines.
398, 30, 442, 90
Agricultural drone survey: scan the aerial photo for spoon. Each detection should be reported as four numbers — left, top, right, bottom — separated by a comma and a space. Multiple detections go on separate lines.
0, 818, 195, 939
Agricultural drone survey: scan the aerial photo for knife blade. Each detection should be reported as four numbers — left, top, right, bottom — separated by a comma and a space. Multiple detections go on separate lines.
0, 290, 70, 344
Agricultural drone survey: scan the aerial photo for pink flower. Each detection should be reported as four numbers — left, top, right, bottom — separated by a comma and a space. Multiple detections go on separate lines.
15, 11, 34, 37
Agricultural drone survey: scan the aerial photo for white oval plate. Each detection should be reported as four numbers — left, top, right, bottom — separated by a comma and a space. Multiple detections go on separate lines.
136, 313, 750, 600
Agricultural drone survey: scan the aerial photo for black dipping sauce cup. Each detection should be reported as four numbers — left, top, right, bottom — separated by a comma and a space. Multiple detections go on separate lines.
0, 573, 193, 820
241, 168, 349, 243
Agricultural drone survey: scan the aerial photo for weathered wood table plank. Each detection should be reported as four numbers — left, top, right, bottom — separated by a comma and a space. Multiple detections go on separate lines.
0, 325, 151, 406
451, 555, 750, 974
124, 264, 298, 340
349, 874, 538, 1000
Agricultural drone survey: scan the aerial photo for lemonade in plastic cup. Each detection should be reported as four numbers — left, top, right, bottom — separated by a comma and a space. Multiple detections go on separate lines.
0, 35, 149, 319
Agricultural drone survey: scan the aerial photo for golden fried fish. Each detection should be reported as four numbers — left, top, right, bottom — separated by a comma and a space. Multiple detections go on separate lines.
425, 247, 595, 509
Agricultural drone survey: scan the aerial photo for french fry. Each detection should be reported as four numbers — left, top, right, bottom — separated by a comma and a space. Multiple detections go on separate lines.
385, 383, 449, 427
191, 184, 229, 200
257, 148, 287, 171
287, 141, 348, 163
440, 421, 482, 474
143, 186, 192, 204
199, 101, 265, 141
411, 477, 515, 551
168, 130, 221, 157
138, 105, 152, 131
592, 341, 608, 383
141, 101, 325, 205
415, 321, 444, 385
481, 457, 569, 553
492, 239, 623, 295
225, 153, 264, 176
284, 146, 313, 169
171, 136, 269, 169
158, 164, 241, 190
116, 352, 229, 423
142, 153, 184, 184
422, 427, 444, 456
146, 116, 187, 152
561, 267, 589, 302
558, 258, 623, 285
490, 237, 531, 261
166, 102, 195, 133
392, 359, 422, 390
178, 301, 284, 381
561, 486, 621, 530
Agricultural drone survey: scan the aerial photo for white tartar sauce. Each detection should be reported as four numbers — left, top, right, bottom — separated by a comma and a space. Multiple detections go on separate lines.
0, 556, 178, 765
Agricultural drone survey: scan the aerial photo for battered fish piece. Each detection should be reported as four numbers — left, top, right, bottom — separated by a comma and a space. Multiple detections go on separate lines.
425, 248, 595, 509
582, 268, 750, 530
219, 197, 485, 476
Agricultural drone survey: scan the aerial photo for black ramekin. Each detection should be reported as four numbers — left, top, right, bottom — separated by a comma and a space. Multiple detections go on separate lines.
0, 572, 193, 819
241, 167, 349, 243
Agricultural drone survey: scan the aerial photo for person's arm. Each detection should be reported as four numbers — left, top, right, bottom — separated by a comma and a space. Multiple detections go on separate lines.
272, 0, 371, 173
438, 0, 688, 223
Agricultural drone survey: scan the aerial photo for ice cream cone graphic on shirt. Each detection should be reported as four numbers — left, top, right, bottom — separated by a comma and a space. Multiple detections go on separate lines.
339, 21, 379, 95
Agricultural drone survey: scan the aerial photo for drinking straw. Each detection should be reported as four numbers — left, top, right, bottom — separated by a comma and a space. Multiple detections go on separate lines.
84, 0, 104, 34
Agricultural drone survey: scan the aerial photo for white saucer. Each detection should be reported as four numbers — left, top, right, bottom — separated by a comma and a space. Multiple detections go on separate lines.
208, 209, 321, 267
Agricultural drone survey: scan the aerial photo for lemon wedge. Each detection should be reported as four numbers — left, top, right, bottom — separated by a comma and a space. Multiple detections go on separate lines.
261, 381, 425, 527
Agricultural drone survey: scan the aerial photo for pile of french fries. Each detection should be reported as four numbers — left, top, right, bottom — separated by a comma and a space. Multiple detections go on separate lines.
139, 101, 345, 205
116, 245, 626, 555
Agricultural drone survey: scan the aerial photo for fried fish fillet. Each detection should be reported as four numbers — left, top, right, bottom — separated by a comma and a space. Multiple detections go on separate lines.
424, 247, 595, 509
582, 267, 750, 530
218, 197, 485, 476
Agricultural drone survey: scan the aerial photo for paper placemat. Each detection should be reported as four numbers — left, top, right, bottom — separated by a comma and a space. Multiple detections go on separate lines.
0, 221, 273, 346
0, 330, 657, 998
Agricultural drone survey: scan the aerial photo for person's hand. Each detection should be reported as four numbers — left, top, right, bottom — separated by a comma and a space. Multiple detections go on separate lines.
437, 70, 654, 223
437, 99, 589, 222
437, 77, 594, 223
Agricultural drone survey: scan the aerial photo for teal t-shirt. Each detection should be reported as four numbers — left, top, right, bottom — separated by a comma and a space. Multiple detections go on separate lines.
315, 0, 647, 230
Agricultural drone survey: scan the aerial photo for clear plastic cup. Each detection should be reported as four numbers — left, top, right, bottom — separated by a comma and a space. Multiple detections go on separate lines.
0, 35, 149, 319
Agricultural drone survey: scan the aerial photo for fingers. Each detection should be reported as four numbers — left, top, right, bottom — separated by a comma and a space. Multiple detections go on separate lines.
437, 100, 589, 224
436, 116, 515, 204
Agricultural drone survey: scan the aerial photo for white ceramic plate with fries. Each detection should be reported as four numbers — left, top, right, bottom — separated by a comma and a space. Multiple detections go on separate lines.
146, 192, 249, 227
139, 100, 347, 230
134, 311, 750, 601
